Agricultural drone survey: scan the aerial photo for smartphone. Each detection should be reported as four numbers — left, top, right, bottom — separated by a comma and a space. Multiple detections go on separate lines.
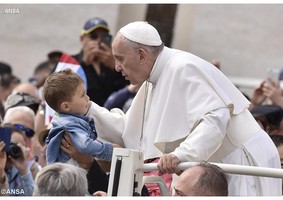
266, 68, 280, 84
0, 127, 12, 152
100, 34, 112, 47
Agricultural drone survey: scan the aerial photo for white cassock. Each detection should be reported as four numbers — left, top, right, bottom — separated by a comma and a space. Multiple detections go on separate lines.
86, 47, 282, 196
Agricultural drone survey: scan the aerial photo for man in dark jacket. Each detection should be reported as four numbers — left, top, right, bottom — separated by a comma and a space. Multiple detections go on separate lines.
73, 17, 129, 106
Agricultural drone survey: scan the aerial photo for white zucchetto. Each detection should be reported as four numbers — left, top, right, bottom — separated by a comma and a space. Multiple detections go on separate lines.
119, 21, 162, 46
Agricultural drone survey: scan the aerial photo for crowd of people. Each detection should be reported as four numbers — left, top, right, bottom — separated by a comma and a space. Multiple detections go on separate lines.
0, 17, 282, 196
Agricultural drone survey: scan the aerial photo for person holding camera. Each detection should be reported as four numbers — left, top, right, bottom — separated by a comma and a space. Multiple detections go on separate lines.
0, 124, 37, 196
72, 17, 129, 106
0, 141, 9, 195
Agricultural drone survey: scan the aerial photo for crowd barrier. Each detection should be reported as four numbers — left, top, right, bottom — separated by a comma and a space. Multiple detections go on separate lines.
107, 148, 283, 196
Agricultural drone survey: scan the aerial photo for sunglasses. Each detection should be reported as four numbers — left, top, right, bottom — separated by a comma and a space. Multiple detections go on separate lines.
13, 124, 35, 138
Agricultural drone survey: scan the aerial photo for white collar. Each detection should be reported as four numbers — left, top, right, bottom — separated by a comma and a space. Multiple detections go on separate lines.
148, 47, 171, 85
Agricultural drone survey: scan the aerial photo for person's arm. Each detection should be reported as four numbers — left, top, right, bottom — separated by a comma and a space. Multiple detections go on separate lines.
103, 86, 133, 110
81, 39, 100, 66
18, 169, 35, 196
61, 133, 113, 172
157, 107, 230, 175
64, 122, 114, 161
0, 142, 8, 195
93, 191, 107, 196
75, 135, 113, 161
33, 102, 47, 158
9, 143, 34, 196
96, 42, 115, 70
0, 172, 8, 195
249, 81, 267, 110
61, 133, 94, 170
104, 84, 140, 110
86, 158, 109, 194
86, 101, 125, 146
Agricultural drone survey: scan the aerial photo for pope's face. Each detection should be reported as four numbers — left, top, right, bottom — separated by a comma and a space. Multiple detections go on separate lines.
112, 33, 149, 85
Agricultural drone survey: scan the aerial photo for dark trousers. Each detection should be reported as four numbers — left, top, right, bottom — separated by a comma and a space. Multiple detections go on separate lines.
86, 159, 149, 196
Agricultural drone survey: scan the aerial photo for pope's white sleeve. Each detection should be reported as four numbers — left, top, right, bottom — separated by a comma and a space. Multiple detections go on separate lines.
172, 107, 230, 162
86, 101, 126, 146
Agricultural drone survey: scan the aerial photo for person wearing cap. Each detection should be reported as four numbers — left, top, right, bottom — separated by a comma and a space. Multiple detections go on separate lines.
0, 140, 9, 195
72, 17, 129, 106
4, 92, 40, 115
7, 83, 43, 158
0, 124, 38, 196
3, 106, 37, 161
66, 21, 281, 196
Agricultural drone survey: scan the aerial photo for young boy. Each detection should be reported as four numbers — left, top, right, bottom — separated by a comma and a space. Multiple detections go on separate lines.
43, 69, 114, 165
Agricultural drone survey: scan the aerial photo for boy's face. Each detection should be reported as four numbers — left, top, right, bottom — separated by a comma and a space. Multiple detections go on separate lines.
65, 82, 90, 115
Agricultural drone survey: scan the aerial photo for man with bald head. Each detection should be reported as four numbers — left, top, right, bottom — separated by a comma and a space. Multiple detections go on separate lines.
3, 106, 36, 159
75, 21, 282, 196
173, 162, 228, 196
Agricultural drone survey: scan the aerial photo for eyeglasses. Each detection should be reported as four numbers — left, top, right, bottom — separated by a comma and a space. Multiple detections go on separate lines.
13, 124, 35, 138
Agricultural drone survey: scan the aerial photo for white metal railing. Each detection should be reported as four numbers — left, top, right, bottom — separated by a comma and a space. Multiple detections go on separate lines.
143, 162, 283, 179
229, 76, 283, 89
228, 76, 262, 90
107, 148, 283, 196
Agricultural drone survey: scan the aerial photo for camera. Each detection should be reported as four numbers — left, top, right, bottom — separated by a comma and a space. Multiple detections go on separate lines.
7, 142, 23, 159
100, 34, 112, 47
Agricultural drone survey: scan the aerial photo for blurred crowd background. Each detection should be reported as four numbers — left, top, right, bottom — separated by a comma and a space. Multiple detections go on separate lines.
1, 4, 283, 98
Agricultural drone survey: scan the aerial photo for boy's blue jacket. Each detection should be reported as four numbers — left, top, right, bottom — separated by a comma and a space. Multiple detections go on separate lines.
46, 112, 113, 164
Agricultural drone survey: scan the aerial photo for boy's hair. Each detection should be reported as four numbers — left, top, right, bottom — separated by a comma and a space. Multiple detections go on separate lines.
43, 69, 84, 112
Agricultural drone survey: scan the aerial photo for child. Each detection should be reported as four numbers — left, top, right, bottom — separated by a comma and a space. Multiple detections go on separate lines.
43, 69, 114, 165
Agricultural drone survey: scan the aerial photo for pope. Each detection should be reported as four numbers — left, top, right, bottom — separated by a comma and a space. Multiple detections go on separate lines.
85, 21, 281, 196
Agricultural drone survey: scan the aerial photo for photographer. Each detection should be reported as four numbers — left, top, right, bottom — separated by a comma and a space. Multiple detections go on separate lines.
72, 17, 129, 106
1, 124, 36, 196
0, 141, 8, 195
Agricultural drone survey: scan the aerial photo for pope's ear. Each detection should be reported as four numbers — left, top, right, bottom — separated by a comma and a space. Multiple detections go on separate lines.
60, 102, 71, 112
138, 48, 147, 63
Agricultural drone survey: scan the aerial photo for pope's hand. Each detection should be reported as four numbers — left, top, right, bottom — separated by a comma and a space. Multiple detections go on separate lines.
157, 154, 180, 176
